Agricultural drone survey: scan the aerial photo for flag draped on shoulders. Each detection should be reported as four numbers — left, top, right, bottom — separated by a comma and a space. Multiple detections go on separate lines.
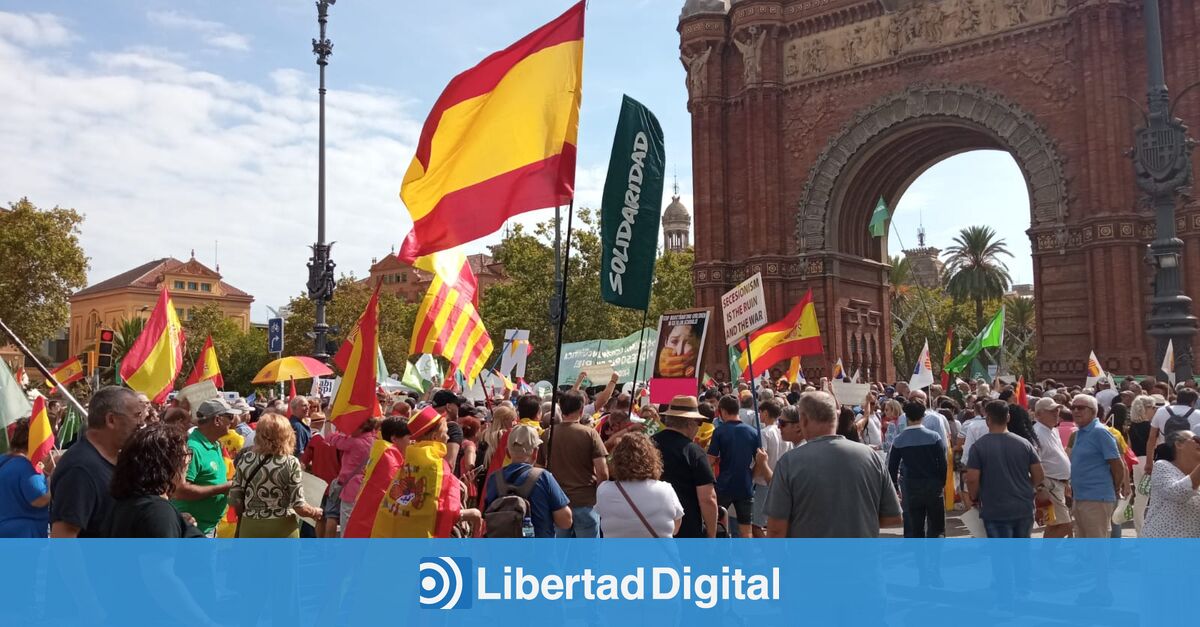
330, 284, 383, 434
409, 250, 493, 381
371, 441, 461, 538
397, 2, 585, 262
119, 288, 185, 403
184, 335, 224, 389
344, 440, 405, 538
737, 289, 823, 380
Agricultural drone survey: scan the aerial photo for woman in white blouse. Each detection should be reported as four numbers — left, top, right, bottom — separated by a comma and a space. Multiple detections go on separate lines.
595, 432, 683, 538
1143, 430, 1200, 538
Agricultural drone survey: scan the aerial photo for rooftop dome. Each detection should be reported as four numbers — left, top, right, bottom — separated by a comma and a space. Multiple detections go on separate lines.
663, 195, 691, 224
680, 0, 729, 20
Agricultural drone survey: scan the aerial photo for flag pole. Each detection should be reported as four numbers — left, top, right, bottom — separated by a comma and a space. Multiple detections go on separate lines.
547, 201, 576, 467
743, 334, 762, 440
630, 308, 649, 399
0, 318, 88, 418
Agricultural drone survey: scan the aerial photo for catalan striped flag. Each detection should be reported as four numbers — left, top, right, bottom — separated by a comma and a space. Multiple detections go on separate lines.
28, 396, 54, 472
330, 284, 384, 434
119, 288, 185, 403
184, 335, 224, 390
46, 356, 84, 389
409, 250, 493, 382
738, 290, 823, 380
396, 2, 585, 262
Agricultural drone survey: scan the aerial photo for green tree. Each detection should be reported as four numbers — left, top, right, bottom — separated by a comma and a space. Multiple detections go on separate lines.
112, 316, 147, 364
1003, 295, 1037, 379
942, 225, 1012, 329
0, 198, 88, 348
281, 277, 418, 373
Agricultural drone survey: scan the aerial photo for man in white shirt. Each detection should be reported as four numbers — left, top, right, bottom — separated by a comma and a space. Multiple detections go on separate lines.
752, 399, 791, 537
1145, 388, 1200, 475
959, 409, 990, 467
1032, 397, 1073, 537
1094, 380, 1119, 417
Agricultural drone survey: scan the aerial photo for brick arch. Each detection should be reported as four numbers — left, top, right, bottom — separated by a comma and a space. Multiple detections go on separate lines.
795, 84, 1069, 256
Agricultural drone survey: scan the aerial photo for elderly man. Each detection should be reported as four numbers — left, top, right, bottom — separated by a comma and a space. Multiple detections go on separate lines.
1032, 397, 1073, 537
765, 392, 902, 538
172, 398, 236, 536
652, 396, 718, 538
50, 387, 143, 538
1068, 394, 1125, 538
484, 425, 571, 537
288, 396, 311, 458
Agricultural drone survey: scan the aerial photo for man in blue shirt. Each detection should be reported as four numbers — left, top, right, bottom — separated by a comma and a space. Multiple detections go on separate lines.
1068, 394, 1125, 538
708, 395, 767, 538
484, 425, 571, 537
888, 401, 948, 538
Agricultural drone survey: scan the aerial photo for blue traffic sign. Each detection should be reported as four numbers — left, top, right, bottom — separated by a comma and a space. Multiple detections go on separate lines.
268, 318, 284, 354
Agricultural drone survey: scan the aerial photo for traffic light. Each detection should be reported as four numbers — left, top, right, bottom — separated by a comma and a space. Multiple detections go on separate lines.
78, 351, 96, 377
97, 328, 115, 369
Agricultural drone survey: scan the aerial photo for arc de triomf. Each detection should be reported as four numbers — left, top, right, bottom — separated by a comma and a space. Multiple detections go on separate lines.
680, 0, 1200, 383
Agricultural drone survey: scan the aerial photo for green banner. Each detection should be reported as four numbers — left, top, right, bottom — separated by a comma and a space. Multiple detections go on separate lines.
945, 307, 1006, 373
557, 328, 658, 386
601, 95, 666, 311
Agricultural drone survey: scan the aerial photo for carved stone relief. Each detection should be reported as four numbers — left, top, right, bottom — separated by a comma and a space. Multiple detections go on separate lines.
735, 26, 768, 85
681, 46, 713, 98
783, 0, 1065, 83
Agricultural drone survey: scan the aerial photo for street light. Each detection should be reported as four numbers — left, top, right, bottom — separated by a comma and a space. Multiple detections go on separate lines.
1133, 0, 1198, 382
306, 0, 337, 360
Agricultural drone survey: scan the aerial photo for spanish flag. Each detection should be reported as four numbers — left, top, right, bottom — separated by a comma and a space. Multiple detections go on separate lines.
371, 440, 462, 538
409, 250, 493, 382
397, 2, 584, 262
27, 396, 54, 472
330, 284, 384, 434
45, 356, 84, 389
119, 287, 185, 403
184, 335, 224, 390
343, 440, 404, 538
737, 290, 823, 380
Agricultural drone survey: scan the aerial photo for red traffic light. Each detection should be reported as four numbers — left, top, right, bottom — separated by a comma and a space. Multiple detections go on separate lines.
99, 329, 115, 343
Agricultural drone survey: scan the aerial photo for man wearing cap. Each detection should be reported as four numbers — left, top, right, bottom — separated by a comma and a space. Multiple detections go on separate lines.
484, 424, 571, 537
431, 390, 466, 475
231, 398, 256, 449
652, 396, 718, 538
1032, 397, 1073, 537
172, 398, 235, 536
372, 407, 482, 537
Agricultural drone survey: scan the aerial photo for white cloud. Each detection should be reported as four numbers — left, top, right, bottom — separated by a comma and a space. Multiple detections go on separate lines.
0, 12, 74, 47
146, 10, 250, 52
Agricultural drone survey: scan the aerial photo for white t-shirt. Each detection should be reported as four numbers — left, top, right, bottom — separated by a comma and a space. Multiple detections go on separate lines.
1032, 421, 1071, 480
1150, 404, 1200, 433
1095, 389, 1119, 414
755, 424, 793, 487
595, 480, 684, 538
959, 417, 989, 466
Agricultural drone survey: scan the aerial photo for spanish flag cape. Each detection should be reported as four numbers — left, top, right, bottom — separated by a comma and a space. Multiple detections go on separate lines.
480, 429, 514, 509
343, 439, 405, 538
370, 440, 460, 538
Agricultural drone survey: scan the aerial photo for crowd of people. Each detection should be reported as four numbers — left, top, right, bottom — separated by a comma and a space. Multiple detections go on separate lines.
1, 369, 1199, 539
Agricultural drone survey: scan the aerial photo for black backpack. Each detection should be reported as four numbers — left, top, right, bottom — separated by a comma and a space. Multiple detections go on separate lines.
483, 467, 543, 538
1164, 406, 1195, 437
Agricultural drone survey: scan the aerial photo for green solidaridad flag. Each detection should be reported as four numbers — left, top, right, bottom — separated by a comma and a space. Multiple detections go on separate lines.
868, 197, 889, 237
945, 307, 1006, 373
601, 95, 666, 311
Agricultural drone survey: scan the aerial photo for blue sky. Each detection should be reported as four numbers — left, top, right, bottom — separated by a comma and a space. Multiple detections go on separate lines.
0, 1, 1032, 322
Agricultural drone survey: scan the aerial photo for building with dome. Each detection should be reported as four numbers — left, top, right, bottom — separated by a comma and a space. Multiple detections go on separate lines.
662, 180, 692, 253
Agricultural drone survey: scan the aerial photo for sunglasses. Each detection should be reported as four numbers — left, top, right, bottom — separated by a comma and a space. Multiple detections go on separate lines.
1069, 405, 1092, 411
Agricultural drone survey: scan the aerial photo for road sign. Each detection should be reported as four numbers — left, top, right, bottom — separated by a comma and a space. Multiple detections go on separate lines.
268, 318, 284, 354
720, 272, 768, 345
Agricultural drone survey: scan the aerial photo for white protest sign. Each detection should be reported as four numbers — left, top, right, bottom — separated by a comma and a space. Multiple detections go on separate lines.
830, 381, 872, 407
499, 329, 531, 378
178, 379, 220, 411
582, 363, 614, 385
721, 273, 768, 345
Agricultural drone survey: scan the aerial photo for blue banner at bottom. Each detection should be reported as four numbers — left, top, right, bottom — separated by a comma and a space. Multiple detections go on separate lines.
2, 539, 1192, 626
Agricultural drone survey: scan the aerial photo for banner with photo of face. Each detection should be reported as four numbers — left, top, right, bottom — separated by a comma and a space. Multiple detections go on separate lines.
650, 309, 711, 403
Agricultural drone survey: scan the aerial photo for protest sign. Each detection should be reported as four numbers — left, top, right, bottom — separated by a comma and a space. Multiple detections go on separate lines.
178, 379, 219, 410
721, 273, 767, 346
830, 381, 872, 407
650, 309, 711, 403
499, 329, 530, 378
557, 328, 657, 385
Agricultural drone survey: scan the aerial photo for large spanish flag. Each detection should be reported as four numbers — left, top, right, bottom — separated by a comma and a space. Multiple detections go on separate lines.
397, 2, 584, 262
410, 250, 493, 382
184, 335, 224, 390
119, 287, 185, 403
330, 284, 383, 434
737, 290, 823, 380
343, 439, 404, 538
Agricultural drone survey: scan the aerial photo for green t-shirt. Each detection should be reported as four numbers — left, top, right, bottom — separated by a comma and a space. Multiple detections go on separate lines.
172, 429, 228, 533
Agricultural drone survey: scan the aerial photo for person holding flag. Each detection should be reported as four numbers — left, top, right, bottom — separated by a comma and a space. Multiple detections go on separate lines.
0, 412, 54, 537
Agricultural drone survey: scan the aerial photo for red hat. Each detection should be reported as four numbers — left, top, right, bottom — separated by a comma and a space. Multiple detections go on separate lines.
408, 405, 443, 439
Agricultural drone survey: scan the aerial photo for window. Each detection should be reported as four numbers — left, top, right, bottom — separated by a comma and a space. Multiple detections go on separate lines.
173, 280, 185, 289
187, 282, 198, 290
176, 307, 184, 319
201, 283, 212, 292
401, 273, 408, 283
85, 311, 100, 340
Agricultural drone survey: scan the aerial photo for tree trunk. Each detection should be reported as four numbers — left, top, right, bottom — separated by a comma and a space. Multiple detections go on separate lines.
974, 296, 984, 331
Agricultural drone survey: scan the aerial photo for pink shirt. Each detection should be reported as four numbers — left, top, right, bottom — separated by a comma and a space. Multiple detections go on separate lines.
1056, 421, 1077, 449
328, 430, 378, 504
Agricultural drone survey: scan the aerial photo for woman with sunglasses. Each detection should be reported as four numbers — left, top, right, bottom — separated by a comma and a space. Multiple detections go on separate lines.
103, 424, 204, 538
1142, 430, 1200, 538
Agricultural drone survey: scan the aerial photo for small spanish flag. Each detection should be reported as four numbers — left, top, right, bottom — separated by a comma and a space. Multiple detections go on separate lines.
184, 335, 224, 390
27, 396, 54, 472
46, 356, 84, 389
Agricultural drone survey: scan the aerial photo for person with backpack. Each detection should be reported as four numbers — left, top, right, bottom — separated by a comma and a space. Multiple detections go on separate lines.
483, 425, 571, 537
1145, 388, 1200, 476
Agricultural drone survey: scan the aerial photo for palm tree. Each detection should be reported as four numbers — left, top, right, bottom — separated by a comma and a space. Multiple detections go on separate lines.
1004, 295, 1037, 378
942, 226, 1013, 329
113, 316, 147, 364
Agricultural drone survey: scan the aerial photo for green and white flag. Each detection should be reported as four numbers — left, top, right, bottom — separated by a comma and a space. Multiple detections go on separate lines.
600, 95, 666, 311
868, 197, 889, 238
945, 307, 1006, 373
0, 359, 33, 454
57, 404, 86, 448
376, 347, 390, 386
401, 360, 427, 394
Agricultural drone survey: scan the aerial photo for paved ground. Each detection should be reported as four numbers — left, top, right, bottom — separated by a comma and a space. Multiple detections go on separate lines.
879, 507, 1139, 538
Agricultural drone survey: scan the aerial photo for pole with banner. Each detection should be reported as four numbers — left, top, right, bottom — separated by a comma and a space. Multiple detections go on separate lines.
721, 273, 768, 439
600, 95, 666, 398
